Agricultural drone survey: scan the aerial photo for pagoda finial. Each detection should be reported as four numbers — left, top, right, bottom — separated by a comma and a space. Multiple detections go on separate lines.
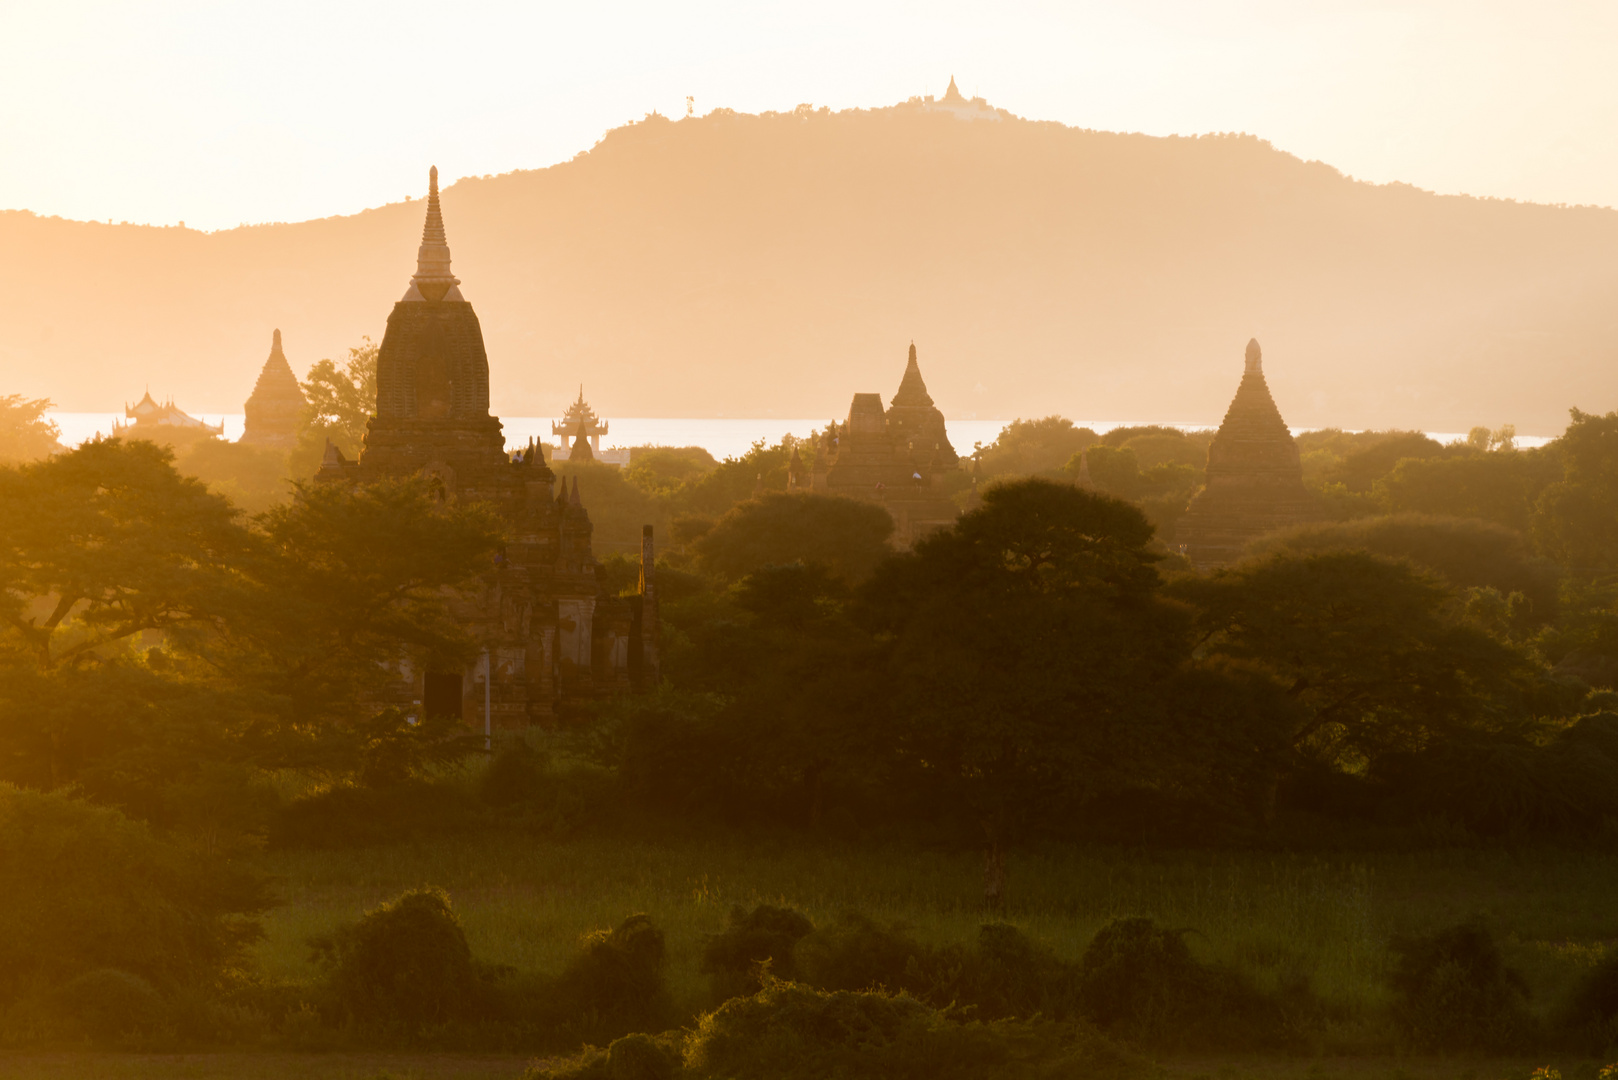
1245, 338, 1262, 376
404, 165, 462, 302
272, 328, 282, 352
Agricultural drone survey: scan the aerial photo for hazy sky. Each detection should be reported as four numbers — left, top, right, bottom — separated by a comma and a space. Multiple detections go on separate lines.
4, 1, 1615, 231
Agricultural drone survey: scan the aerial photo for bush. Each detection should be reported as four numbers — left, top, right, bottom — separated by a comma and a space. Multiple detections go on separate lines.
1386, 920, 1537, 1052
677, 979, 1147, 1080
701, 905, 815, 1001
481, 742, 548, 806
1076, 917, 1289, 1049
0, 784, 266, 1004
794, 913, 930, 994
312, 887, 483, 1029
49, 968, 169, 1046
544, 914, 673, 1044
1560, 951, 1618, 1050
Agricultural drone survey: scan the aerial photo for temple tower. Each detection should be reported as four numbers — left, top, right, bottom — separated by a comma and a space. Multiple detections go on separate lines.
884, 343, 958, 468
1176, 339, 1317, 568
357, 166, 505, 489
240, 329, 307, 448
317, 166, 653, 724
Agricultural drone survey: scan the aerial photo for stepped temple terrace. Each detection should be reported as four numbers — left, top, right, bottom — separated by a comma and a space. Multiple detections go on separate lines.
319, 167, 658, 724
239, 328, 307, 449
1176, 338, 1317, 568
790, 342, 961, 546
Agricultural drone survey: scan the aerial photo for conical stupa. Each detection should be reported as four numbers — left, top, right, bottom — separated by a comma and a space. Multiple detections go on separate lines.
885, 342, 958, 467
1176, 339, 1317, 568
241, 329, 307, 448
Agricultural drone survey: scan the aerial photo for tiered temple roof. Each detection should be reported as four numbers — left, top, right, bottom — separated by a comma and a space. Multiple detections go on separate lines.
553, 386, 609, 461
1176, 339, 1318, 567
240, 329, 307, 448
118, 391, 224, 436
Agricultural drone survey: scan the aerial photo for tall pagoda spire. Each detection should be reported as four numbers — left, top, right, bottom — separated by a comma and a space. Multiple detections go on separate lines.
891, 341, 935, 408
402, 166, 463, 302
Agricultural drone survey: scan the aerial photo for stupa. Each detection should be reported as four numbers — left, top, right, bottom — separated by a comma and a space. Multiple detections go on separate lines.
1176, 339, 1317, 568
551, 387, 629, 466
319, 166, 658, 723
240, 329, 307, 449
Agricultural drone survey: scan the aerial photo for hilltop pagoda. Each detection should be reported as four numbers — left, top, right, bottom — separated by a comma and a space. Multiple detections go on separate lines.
240, 329, 307, 449
319, 166, 658, 723
792, 342, 960, 546
1176, 339, 1317, 568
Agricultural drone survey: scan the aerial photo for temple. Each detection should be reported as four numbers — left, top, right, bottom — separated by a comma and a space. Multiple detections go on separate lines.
116, 391, 224, 439
792, 343, 961, 546
240, 329, 307, 449
1176, 339, 1318, 568
319, 167, 658, 725
550, 387, 629, 466
919, 76, 1001, 122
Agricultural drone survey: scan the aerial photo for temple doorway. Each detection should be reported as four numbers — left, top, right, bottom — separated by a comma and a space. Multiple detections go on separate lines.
423, 671, 463, 720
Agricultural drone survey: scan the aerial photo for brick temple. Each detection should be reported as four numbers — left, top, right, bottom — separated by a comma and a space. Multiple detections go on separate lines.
791, 343, 962, 546
319, 167, 657, 725
1176, 338, 1317, 568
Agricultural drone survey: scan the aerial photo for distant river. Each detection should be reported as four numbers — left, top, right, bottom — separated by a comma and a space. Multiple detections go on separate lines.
47, 414, 1552, 457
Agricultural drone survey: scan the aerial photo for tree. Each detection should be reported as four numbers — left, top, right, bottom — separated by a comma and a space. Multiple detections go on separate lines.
290, 337, 378, 477
0, 395, 64, 464
695, 492, 895, 584
1532, 407, 1618, 574
973, 417, 1099, 478
857, 479, 1204, 903
1379, 446, 1560, 533
1170, 551, 1540, 780
0, 439, 502, 812
1246, 513, 1560, 629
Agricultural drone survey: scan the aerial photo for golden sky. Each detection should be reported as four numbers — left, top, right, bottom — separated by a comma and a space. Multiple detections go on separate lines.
3, 0, 1615, 230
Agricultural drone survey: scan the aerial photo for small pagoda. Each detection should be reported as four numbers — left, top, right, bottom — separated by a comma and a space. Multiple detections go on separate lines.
1176, 339, 1317, 568
240, 328, 307, 449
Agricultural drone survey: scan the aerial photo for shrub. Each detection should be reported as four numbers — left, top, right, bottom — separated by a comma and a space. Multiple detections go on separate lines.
1076, 917, 1288, 1049
544, 914, 673, 1043
700, 904, 815, 1001
1560, 951, 1618, 1050
49, 968, 169, 1046
794, 913, 930, 994
312, 887, 483, 1029
1386, 920, 1537, 1052
676, 979, 1148, 1080
0, 784, 266, 1004
950, 923, 1080, 1021
481, 742, 548, 806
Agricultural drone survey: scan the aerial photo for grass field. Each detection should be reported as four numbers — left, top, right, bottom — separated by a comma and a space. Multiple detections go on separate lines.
0, 1053, 1608, 1080
253, 832, 1618, 1039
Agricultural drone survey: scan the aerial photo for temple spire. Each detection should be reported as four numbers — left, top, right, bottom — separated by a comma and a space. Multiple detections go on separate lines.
1245, 338, 1262, 376
403, 165, 463, 302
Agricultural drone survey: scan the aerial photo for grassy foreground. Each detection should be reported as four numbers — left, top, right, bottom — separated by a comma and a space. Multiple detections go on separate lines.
253, 833, 1618, 1041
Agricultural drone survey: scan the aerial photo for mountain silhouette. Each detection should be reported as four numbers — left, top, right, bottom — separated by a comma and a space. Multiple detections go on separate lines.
3, 100, 1616, 433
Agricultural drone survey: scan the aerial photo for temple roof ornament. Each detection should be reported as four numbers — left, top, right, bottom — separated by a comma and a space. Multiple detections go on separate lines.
554, 385, 608, 440
401, 166, 464, 303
